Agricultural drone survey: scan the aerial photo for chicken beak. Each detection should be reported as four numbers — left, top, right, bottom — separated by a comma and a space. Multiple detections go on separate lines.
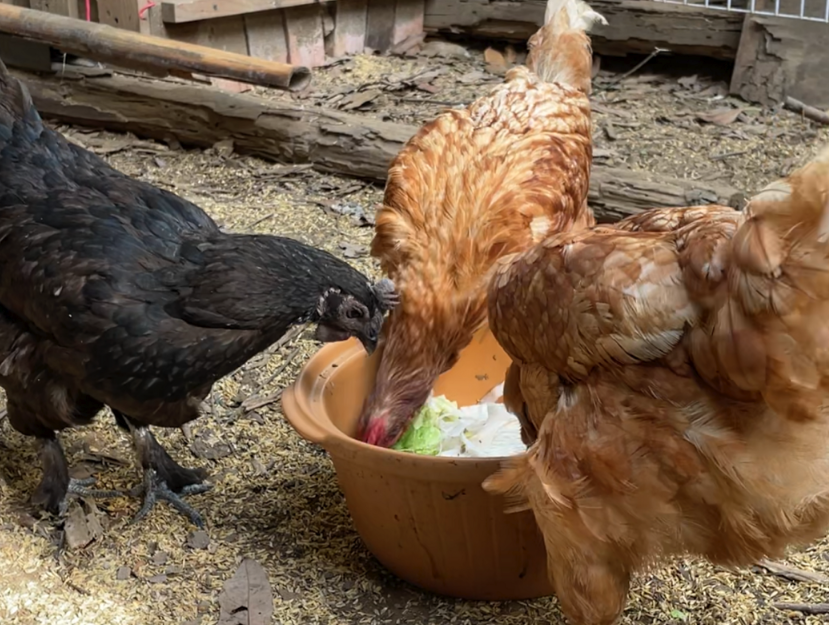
359, 332, 378, 355
358, 312, 385, 355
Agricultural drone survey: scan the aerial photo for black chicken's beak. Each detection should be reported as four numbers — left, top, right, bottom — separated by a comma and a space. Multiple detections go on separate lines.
359, 331, 378, 355
358, 312, 385, 355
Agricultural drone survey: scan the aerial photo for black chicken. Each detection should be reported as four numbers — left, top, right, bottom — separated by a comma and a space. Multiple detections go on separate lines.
0, 59, 398, 527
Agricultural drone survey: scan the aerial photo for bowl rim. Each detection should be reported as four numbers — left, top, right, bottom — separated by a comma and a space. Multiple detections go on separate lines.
281, 337, 522, 468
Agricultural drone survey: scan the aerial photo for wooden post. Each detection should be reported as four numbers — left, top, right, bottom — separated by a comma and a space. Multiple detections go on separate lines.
393, 0, 423, 45
245, 9, 289, 63
284, 3, 324, 67
365, 0, 394, 51
333, 0, 367, 56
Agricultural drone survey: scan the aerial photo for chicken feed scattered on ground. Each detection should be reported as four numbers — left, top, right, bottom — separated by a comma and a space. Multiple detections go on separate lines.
1, 49, 829, 625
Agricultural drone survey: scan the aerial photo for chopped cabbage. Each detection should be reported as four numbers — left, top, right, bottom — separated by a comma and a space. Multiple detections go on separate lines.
392, 391, 527, 458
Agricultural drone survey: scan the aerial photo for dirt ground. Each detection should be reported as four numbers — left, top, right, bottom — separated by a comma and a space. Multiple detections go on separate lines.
2, 42, 829, 625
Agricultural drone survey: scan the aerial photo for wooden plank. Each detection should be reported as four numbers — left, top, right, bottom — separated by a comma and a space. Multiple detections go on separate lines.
0, 33, 51, 70
161, 0, 332, 24
321, 1, 334, 57
333, 0, 366, 56
423, 0, 744, 60
392, 0, 422, 46
284, 3, 324, 68
30, 0, 78, 18
365, 0, 394, 51
245, 8, 288, 63
141, 2, 166, 36
0, 0, 31, 7
730, 14, 829, 109
168, 14, 249, 54
97, 0, 141, 32
0, 3, 311, 89
15, 63, 743, 220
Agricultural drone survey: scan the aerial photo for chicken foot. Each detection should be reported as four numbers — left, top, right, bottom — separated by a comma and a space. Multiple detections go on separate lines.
118, 414, 212, 527
31, 436, 123, 517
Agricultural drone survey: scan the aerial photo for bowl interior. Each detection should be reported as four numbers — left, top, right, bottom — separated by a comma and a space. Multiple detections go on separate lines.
321, 327, 513, 439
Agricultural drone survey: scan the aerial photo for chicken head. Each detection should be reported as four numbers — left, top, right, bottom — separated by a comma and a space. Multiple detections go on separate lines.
314, 278, 399, 354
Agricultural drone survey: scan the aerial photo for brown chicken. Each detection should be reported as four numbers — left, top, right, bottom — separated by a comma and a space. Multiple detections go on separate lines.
357, 0, 606, 446
484, 146, 829, 624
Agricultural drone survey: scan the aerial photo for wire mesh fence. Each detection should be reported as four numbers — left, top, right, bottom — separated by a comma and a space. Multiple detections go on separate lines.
653, 0, 829, 22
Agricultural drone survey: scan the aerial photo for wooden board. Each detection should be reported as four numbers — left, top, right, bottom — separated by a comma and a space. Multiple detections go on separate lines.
30, 0, 78, 17
245, 8, 288, 62
14, 64, 742, 220
97, 0, 143, 31
333, 0, 366, 56
365, 0, 394, 51
166, 15, 249, 54
161, 0, 332, 24
284, 3, 324, 67
423, 0, 744, 59
730, 14, 829, 109
393, 0, 423, 46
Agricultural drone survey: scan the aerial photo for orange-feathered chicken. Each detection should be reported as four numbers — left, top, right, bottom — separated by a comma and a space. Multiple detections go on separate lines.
357, 0, 606, 446
484, 147, 829, 625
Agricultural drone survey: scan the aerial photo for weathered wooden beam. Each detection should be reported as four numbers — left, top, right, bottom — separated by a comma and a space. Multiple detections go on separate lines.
424, 0, 744, 60
14, 64, 743, 220
0, 3, 311, 89
160, 0, 333, 25
730, 14, 829, 109
0, 33, 52, 71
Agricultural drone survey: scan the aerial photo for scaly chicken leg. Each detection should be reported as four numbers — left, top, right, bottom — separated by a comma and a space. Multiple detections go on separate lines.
115, 412, 212, 528
31, 436, 122, 516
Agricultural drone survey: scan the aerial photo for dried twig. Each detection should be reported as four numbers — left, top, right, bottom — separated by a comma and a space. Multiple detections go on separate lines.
246, 212, 275, 229
785, 96, 829, 125
604, 47, 670, 87
757, 559, 829, 584
774, 602, 829, 615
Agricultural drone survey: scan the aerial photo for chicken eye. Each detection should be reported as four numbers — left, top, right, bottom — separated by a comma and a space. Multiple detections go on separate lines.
346, 307, 365, 319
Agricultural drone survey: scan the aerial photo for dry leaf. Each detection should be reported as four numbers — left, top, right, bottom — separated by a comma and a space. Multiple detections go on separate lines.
418, 41, 469, 59
187, 529, 210, 550
218, 558, 273, 625
64, 502, 97, 550
484, 47, 508, 75
504, 44, 518, 65
696, 107, 743, 126
677, 75, 699, 89
457, 70, 490, 84
339, 88, 383, 111
339, 241, 367, 258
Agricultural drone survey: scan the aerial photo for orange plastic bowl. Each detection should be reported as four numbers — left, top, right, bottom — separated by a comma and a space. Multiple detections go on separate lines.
281, 327, 553, 601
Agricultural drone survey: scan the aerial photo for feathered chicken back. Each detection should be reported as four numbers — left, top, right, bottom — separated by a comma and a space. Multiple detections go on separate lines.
359, 0, 604, 447
485, 146, 829, 625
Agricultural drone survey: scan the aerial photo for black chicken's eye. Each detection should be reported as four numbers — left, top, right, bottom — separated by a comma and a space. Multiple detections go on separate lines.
346, 308, 365, 319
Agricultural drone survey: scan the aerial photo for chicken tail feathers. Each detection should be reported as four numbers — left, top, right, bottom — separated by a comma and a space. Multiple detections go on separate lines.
716, 143, 829, 420
527, 0, 606, 92
0, 56, 44, 150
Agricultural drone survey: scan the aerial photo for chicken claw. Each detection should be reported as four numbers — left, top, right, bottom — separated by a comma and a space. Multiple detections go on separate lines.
32, 437, 123, 517
121, 416, 212, 527
129, 468, 212, 528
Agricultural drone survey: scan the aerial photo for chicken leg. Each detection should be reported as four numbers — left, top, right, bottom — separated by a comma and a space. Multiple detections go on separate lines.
31, 436, 122, 516
116, 413, 212, 527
